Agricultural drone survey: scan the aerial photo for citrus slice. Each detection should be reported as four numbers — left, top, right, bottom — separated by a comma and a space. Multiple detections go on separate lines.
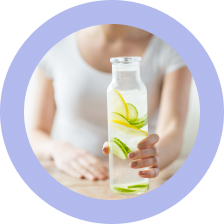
129, 113, 148, 129
110, 89, 129, 119
113, 186, 137, 193
110, 137, 131, 160
127, 183, 149, 191
109, 120, 148, 137
127, 103, 138, 121
109, 112, 129, 124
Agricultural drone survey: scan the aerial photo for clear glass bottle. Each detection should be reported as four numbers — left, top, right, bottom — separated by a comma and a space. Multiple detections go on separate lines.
107, 57, 149, 195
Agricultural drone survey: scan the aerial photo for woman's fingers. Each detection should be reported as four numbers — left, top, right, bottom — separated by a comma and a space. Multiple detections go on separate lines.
103, 135, 159, 155
77, 156, 108, 180
137, 134, 159, 149
89, 164, 108, 180
102, 141, 110, 154
128, 146, 158, 160
138, 167, 159, 178
85, 154, 108, 173
62, 165, 83, 179
70, 161, 97, 181
130, 156, 159, 169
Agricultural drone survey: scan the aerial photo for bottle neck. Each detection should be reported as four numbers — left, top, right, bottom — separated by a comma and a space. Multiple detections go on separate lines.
112, 63, 141, 82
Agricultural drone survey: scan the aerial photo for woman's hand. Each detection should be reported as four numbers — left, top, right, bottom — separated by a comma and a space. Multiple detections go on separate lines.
102, 134, 160, 178
52, 142, 108, 181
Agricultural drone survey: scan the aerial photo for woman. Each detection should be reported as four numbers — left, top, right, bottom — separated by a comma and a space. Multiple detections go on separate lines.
29, 25, 191, 181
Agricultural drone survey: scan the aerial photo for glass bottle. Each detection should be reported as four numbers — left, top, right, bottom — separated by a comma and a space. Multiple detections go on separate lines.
107, 57, 149, 195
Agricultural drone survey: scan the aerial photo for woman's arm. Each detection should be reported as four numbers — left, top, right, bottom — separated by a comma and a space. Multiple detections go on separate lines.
155, 66, 192, 169
28, 68, 108, 180
28, 68, 56, 160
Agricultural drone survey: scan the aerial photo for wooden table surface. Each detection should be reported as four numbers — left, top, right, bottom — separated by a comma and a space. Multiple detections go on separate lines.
39, 154, 187, 200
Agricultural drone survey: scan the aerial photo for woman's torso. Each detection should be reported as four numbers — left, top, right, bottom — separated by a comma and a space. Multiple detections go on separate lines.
38, 31, 185, 156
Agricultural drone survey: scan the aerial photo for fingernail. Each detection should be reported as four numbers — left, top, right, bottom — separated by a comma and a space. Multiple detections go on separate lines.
140, 171, 146, 175
131, 161, 138, 167
138, 141, 146, 149
129, 152, 136, 158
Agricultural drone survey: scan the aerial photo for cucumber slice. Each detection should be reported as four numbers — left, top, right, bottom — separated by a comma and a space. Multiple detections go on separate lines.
115, 137, 131, 155
127, 103, 138, 121
113, 187, 137, 193
109, 141, 127, 160
127, 183, 149, 190
129, 113, 148, 129
110, 138, 131, 160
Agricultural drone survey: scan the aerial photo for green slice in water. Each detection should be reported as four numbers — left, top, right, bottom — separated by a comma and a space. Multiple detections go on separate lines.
110, 138, 131, 160
113, 187, 137, 193
127, 103, 138, 121
127, 183, 149, 191
129, 113, 148, 129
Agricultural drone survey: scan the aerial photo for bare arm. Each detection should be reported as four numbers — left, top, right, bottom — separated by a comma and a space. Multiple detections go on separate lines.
155, 66, 191, 169
28, 68, 108, 180
28, 68, 56, 160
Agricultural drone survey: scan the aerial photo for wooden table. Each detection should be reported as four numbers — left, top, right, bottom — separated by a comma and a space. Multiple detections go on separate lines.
39, 154, 187, 200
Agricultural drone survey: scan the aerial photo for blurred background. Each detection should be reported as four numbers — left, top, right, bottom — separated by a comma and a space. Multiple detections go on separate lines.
25, 69, 200, 157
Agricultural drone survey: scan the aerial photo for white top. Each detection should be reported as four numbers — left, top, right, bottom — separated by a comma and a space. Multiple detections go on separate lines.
38, 33, 186, 156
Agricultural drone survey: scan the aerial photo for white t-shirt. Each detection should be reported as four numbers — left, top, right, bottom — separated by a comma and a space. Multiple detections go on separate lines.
38, 33, 186, 156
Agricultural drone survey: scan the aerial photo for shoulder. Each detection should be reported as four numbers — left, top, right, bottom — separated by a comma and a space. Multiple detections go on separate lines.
43, 33, 74, 60
37, 33, 74, 78
151, 36, 186, 75
152, 36, 176, 58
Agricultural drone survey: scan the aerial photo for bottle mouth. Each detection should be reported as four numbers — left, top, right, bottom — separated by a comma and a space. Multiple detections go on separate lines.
110, 57, 142, 64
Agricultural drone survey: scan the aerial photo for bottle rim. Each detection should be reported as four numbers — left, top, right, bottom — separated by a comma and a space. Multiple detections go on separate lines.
110, 57, 142, 64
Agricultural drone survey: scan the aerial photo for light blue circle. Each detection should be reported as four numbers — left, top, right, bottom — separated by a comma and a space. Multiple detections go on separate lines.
0, 1, 223, 223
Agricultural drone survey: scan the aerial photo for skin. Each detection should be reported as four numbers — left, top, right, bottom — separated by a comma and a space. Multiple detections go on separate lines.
29, 25, 191, 181
77, 25, 153, 74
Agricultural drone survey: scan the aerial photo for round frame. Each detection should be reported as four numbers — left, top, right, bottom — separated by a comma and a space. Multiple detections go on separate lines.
1, 1, 223, 223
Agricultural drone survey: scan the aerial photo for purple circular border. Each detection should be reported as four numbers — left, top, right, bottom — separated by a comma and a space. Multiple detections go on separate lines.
0, 1, 223, 223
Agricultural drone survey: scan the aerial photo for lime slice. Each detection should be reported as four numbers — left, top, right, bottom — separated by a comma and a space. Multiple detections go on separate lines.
127, 103, 138, 121
109, 112, 129, 124
110, 89, 129, 119
110, 137, 131, 160
129, 113, 148, 129
127, 183, 149, 191
113, 186, 137, 193
109, 120, 148, 137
